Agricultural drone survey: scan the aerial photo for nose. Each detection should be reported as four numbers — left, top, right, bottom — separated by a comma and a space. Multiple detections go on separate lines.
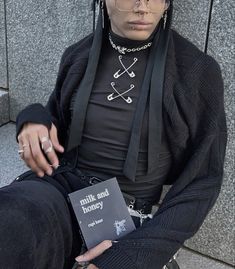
134, 0, 149, 13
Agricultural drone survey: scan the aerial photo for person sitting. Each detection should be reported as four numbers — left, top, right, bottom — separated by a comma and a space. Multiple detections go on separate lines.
0, 0, 227, 268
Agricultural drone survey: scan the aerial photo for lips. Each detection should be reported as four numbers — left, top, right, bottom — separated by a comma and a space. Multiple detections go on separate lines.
129, 20, 152, 25
128, 21, 152, 30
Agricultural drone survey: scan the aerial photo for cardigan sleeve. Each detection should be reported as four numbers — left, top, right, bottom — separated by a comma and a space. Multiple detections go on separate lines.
15, 46, 72, 144
92, 57, 227, 269
15, 34, 92, 145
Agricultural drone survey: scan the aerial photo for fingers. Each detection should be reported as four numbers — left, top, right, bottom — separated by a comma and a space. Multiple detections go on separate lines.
39, 133, 59, 170
49, 124, 64, 153
29, 134, 53, 176
18, 136, 45, 177
76, 240, 112, 263
17, 123, 61, 177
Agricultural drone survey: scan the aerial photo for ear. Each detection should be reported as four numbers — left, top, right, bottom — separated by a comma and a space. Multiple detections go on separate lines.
164, 0, 170, 10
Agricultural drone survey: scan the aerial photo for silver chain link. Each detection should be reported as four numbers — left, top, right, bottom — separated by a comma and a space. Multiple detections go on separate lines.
109, 33, 152, 55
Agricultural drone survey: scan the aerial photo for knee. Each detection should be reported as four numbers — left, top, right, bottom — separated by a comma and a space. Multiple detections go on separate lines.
0, 181, 73, 267
0, 180, 72, 241
0, 185, 45, 245
0, 190, 39, 266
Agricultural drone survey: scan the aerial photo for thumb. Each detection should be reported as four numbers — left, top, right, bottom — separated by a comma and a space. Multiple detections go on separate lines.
76, 240, 112, 262
49, 124, 64, 153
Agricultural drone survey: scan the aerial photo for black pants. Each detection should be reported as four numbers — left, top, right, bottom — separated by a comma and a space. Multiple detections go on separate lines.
0, 166, 92, 269
0, 167, 178, 269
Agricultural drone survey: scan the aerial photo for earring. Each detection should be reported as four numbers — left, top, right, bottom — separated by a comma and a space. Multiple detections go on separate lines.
100, 0, 104, 8
100, 0, 104, 29
163, 10, 168, 30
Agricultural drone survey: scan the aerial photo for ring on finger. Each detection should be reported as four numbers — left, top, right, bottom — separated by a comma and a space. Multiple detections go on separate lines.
45, 144, 53, 154
18, 149, 24, 154
41, 138, 53, 154
76, 261, 90, 269
22, 144, 29, 148
41, 136, 49, 143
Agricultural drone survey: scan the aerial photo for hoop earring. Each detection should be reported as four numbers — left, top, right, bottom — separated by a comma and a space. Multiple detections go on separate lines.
163, 10, 168, 30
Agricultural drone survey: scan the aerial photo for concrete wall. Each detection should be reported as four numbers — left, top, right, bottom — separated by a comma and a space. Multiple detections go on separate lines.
0, 0, 9, 125
6, 0, 93, 120
173, 0, 210, 50
0, 0, 7, 88
1, 0, 235, 266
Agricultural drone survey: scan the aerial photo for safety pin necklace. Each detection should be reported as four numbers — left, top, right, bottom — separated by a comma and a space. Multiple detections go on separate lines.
107, 33, 151, 104
114, 56, 138, 79
107, 82, 135, 104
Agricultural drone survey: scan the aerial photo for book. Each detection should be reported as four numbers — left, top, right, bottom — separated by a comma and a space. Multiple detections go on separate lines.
68, 177, 136, 249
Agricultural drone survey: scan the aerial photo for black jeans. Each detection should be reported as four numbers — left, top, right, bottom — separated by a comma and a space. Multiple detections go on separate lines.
0, 165, 91, 269
0, 166, 179, 269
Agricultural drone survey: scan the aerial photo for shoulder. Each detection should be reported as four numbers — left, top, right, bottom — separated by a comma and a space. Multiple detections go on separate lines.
168, 31, 225, 133
60, 33, 94, 66
170, 29, 221, 79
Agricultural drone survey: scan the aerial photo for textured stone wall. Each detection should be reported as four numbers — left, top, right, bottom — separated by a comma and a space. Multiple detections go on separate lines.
2, 0, 235, 266
0, 0, 9, 125
0, 0, 7, 88
172, 0, 211, 50
6, 0, 93, 120
0, 90, 9, 125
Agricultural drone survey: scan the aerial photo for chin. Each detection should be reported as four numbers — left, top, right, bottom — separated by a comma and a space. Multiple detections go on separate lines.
127, 31, 151, 41
126, 31, 152, 41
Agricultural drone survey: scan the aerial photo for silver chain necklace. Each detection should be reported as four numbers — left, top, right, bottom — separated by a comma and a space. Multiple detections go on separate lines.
109, 33, 152, 55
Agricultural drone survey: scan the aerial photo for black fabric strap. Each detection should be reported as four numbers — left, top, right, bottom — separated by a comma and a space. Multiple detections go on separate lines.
66, 9, 103, 151
123, 29, 160, 181
123, 24, 171, 181
148, 25, 171, 174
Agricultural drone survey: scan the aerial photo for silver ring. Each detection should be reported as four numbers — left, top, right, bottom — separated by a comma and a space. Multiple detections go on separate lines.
41, 137, 53, 154
22, 144, 29, 148
41, 136, 49, 143
77, 261, 90, 269
45, 145, 53, 154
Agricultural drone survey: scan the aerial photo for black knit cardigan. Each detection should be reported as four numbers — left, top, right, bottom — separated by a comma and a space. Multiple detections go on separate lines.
16, 29, 227, 269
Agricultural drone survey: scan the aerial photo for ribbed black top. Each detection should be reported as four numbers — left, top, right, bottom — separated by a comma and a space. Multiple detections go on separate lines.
75, 30, 172, 203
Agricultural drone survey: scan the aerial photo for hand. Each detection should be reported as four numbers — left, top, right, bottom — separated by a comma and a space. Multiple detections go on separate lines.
75, 240, 113, 266
17, 123, 64, 177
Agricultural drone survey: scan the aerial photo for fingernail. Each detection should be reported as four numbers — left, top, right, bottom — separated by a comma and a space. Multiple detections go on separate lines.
38, 172, 44, 178
75, 255, 84, 262
54, 164, 60, 169
47, 169, 53, 176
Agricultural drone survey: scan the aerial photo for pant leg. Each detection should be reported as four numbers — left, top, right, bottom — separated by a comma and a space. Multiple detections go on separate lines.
0, 178, 82, 269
